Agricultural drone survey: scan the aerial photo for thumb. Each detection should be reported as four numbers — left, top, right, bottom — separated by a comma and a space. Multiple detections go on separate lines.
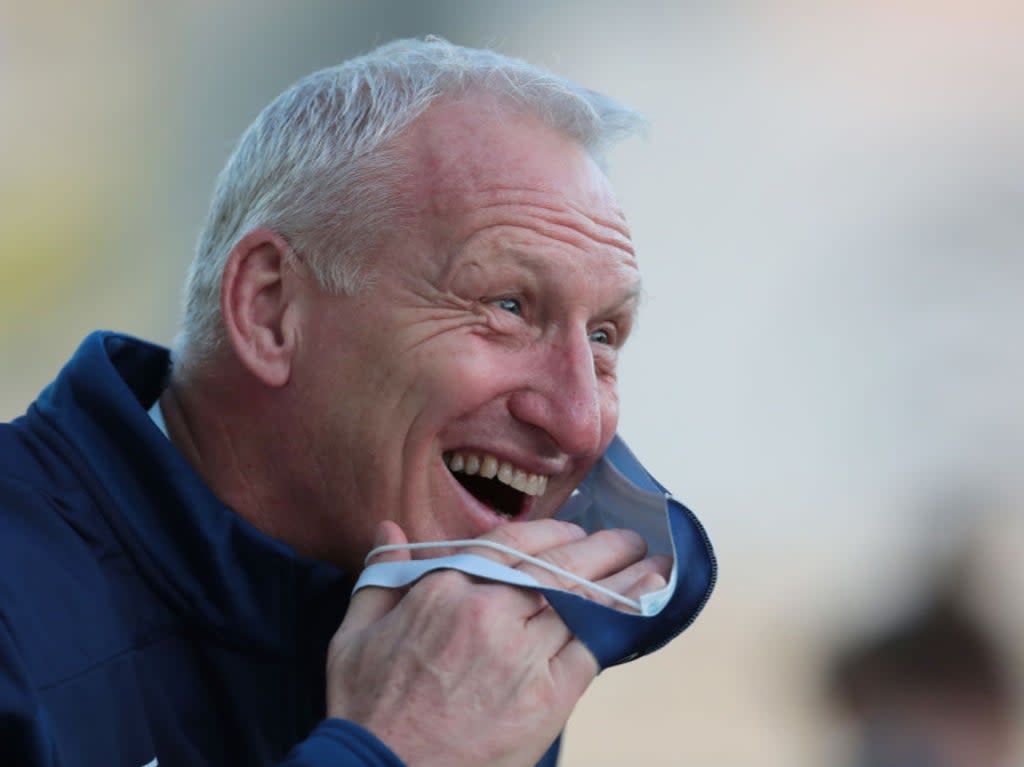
338, 520, 410, 633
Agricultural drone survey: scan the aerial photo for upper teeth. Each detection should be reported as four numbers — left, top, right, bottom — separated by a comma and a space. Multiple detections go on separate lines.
444, 451, 549, 497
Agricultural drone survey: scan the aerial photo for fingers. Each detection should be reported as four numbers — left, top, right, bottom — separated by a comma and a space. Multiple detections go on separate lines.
473, 520, 650, 587
621, 571, 669, 604
462, 520, 665, 613
474, 518, 588, 560
490, 524, 653, 611
339, 521, 411, 633
525, 551, 670, 633
515, 528, 648, 588
522, 557, 667, 655
593, 553, 671, 603
531, 555, 672, 686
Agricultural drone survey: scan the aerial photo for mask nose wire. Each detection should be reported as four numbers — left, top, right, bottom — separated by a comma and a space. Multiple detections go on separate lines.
365, 539, 643, 613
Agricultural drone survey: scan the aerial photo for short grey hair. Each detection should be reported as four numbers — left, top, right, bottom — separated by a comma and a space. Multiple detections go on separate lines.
176, 36, 644, 368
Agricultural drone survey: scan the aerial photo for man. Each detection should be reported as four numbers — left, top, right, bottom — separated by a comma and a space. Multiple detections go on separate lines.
0, 38, 714, 766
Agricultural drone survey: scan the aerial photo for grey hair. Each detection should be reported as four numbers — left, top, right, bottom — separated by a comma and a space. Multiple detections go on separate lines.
176, 36, 644, 369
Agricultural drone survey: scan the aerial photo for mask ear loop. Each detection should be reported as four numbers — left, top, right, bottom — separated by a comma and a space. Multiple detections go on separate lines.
366, 539, 644, 613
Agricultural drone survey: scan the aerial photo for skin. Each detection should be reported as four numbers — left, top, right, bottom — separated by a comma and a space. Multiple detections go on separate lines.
161, 92, 669, 766
296, 97, 641, 560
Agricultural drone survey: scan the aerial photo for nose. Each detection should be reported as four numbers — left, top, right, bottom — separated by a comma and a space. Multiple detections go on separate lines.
507, 329, 609, 458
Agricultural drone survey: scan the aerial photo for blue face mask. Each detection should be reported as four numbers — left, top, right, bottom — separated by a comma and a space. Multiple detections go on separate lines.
352, 435, 717, 669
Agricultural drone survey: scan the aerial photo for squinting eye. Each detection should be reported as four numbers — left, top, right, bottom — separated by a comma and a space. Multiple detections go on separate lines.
589, 328, 612, 345
493, 298, 522, 315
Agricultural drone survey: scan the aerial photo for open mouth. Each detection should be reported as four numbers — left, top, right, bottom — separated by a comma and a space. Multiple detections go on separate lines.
443, 450, 549, 520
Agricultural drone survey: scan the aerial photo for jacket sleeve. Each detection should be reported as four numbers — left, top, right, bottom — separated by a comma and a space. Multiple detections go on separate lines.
2, 610, 550, 767
0, 634, 408, 767
279, 719, 407, 766
281, 722, 564, 767
0, 613, 57, 767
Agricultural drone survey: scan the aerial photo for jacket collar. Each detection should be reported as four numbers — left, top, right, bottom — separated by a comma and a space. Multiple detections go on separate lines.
29, 331, 350, 654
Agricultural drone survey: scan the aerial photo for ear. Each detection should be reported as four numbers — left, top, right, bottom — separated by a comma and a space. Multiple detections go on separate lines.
220, 228, 304, 388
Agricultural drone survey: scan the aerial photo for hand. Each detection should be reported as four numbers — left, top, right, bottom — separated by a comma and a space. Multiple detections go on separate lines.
325, 519, 668, 767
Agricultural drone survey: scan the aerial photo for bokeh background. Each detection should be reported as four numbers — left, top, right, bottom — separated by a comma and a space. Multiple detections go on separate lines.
2, 2, 1022, 765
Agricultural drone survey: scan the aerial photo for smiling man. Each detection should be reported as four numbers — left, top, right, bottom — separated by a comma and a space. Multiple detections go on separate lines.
0, 38, 713, 767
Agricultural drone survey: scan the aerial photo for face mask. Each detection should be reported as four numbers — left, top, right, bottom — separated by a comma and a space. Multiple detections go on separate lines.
352, 435, 717, 669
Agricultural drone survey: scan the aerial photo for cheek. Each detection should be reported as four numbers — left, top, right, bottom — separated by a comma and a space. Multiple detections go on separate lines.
412, 340, 523, 415
599, 384, 621, 440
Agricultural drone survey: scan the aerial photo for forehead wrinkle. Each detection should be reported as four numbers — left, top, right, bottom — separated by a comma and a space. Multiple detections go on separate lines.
435, 206, 636, 275
430, 185, 633, 253
487, 239, 643, 315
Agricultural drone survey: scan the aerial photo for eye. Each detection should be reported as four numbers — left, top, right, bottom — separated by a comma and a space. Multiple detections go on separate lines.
589, 327, 613, 345
492, 297, 522, 316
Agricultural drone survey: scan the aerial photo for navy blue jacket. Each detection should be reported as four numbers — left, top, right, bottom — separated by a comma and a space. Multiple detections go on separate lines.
0, 332, 463, 766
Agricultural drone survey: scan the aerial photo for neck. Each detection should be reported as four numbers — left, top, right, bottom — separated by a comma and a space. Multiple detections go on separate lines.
160, 361, 340, 566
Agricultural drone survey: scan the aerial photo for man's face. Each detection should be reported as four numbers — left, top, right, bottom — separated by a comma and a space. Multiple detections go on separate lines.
293, 97, 640, 566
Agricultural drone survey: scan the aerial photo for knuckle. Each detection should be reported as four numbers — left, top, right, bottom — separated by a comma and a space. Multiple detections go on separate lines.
536, 546, 580, 578
451, 586, 520, 646
604, 528, 647, 558
555, 520, 588, 540
638, 572, 667, 592
460, 586, 496, 619
413, 569, 468, 602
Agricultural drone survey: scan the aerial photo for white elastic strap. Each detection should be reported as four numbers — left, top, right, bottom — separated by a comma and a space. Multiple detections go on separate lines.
366, 539, 643, 612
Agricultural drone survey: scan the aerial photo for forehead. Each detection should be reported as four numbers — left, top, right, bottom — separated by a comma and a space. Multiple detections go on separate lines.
389, 94, 638, 295
399, 93, 632, 243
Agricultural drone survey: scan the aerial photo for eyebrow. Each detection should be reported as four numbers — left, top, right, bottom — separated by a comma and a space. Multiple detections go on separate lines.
610, 282, 643, 326
618, 279, 644, 306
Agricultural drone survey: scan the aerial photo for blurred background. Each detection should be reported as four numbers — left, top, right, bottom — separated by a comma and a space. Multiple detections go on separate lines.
2, 1, 1022, 764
